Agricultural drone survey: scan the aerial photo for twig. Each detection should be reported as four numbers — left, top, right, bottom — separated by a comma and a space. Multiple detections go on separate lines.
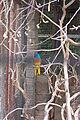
70, 25, 80, 30
65, 0, 75, 8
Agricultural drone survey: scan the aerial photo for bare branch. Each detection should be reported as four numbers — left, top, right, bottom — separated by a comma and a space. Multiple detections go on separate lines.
68, 38, 80, 46
65, 0, 75, 9
74, 105, 80, 120
10, 68, 27, 99
3, 102, 61, 120
70, 25, 80, 30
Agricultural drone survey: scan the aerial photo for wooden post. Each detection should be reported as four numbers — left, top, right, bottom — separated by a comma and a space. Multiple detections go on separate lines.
0, 1, 5, 119
5, 0, 10, 115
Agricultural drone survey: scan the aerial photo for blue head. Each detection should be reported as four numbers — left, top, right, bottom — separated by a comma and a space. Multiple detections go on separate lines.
34, 53, 40, 58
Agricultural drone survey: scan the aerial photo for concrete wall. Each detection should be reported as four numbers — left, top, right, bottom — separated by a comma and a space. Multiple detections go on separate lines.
35, 75, 49, 120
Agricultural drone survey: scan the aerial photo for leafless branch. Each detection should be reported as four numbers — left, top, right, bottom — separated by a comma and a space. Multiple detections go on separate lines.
10, 68, 27, 99
3, 102, 61, 120
70, 25, 80, 30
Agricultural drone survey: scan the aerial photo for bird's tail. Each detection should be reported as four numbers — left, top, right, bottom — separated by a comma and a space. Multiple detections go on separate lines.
34, 65, 40, 76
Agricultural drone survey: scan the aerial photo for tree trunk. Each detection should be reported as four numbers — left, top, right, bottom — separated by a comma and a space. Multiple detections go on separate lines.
24, 4, 38, 119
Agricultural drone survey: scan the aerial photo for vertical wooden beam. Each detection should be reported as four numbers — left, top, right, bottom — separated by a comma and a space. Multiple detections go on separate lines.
5, 0, 10, 115
8, 1, 16, 119
9, 1, 16, 119
0, 1, 4, 119
12, 0, 16, 106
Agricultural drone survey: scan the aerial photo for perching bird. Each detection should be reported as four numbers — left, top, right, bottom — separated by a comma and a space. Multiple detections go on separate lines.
34, 53, 41, 76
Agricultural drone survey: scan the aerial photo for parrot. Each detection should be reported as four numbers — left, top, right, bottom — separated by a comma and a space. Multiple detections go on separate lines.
34, 53, 41, 76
